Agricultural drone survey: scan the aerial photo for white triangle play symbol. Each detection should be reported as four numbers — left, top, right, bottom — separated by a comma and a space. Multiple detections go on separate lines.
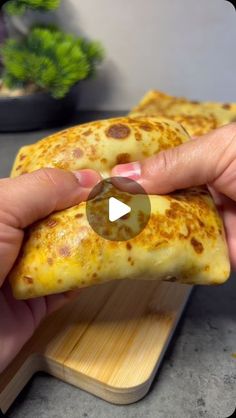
109, 197, 131, 222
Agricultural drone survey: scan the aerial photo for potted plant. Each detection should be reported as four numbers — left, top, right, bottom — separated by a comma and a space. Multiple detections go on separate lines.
0, 0, 104, 131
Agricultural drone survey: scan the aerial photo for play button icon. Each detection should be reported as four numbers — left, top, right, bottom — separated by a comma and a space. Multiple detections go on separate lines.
86, 177, 151, 241
109, 197, 131, 222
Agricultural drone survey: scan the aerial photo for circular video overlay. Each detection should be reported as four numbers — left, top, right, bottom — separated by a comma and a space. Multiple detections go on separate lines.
86, 177, 151, 241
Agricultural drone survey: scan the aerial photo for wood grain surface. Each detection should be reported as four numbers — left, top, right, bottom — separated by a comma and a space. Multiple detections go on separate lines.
0, 280, 192, 412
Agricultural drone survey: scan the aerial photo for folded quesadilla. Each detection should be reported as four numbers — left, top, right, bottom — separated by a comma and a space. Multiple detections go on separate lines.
130, 90, 236, 136
9, 116, 230, 299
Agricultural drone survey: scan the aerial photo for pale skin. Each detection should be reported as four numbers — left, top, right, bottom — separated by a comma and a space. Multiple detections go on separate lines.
1, 123, 236, 373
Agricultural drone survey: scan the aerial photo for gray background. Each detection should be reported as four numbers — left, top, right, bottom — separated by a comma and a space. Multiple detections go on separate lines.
20, 0, 236, 110
57, 0, 236, 109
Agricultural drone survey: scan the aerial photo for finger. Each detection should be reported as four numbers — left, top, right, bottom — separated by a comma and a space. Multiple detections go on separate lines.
111, 123, 236, 199
0, 168, 101, 229
45, 290, 82, 315
0, 168, 101, 285
213, 194, 236, 269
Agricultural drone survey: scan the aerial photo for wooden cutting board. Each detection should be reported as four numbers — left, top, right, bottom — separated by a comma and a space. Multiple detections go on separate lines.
0, 279, 192, 413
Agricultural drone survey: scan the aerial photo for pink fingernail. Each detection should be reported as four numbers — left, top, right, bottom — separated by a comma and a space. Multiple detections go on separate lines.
114, 162, 141, 180
73, 169, 99, 188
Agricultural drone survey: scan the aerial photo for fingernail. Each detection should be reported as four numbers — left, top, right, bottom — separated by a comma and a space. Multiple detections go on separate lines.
73, 169, 99, 188
113, 162, 141, 180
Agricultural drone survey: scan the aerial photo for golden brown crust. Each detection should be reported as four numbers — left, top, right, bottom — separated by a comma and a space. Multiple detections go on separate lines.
11, 117, 188, 178
130, 90, 236, 136
9, 116, 230, 299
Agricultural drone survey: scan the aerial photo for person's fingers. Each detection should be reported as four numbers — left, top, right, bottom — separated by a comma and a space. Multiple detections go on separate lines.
214, 194, 236, 269
0, 280, 83, 373
112, 123, 236, 200
0, 167, 101, 229
45, 289, 82, 315
0, 168, 101, 284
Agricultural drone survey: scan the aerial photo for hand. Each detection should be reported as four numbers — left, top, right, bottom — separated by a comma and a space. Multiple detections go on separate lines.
0, 167, 101, 373
112, 123, 236, 269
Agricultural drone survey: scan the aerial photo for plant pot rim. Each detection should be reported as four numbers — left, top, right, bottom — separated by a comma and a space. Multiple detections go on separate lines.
0, 90, 62, 102
0, 83, 79, 102
0, 83, 80, 132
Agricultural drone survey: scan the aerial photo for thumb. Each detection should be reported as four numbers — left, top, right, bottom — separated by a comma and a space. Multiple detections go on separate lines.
0, 168, 101, 229
112, 123, 236, 200
0, 168, 101, 284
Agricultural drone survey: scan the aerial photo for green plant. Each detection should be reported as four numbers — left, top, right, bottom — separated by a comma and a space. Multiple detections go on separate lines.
4, 0, 60, 15
0, 0, 60, 44
0, 0, 104, 98
1, 26, 104, 97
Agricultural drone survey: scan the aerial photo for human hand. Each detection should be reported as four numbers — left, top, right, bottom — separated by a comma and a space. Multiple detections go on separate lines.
112, 123, 236, 268
0, 167, 101, 373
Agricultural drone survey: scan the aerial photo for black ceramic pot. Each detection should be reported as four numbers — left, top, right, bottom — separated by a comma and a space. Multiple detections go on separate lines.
0, 84, 79, 132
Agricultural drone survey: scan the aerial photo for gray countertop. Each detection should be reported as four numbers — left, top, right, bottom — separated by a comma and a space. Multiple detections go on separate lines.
0, 112, 236, 418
